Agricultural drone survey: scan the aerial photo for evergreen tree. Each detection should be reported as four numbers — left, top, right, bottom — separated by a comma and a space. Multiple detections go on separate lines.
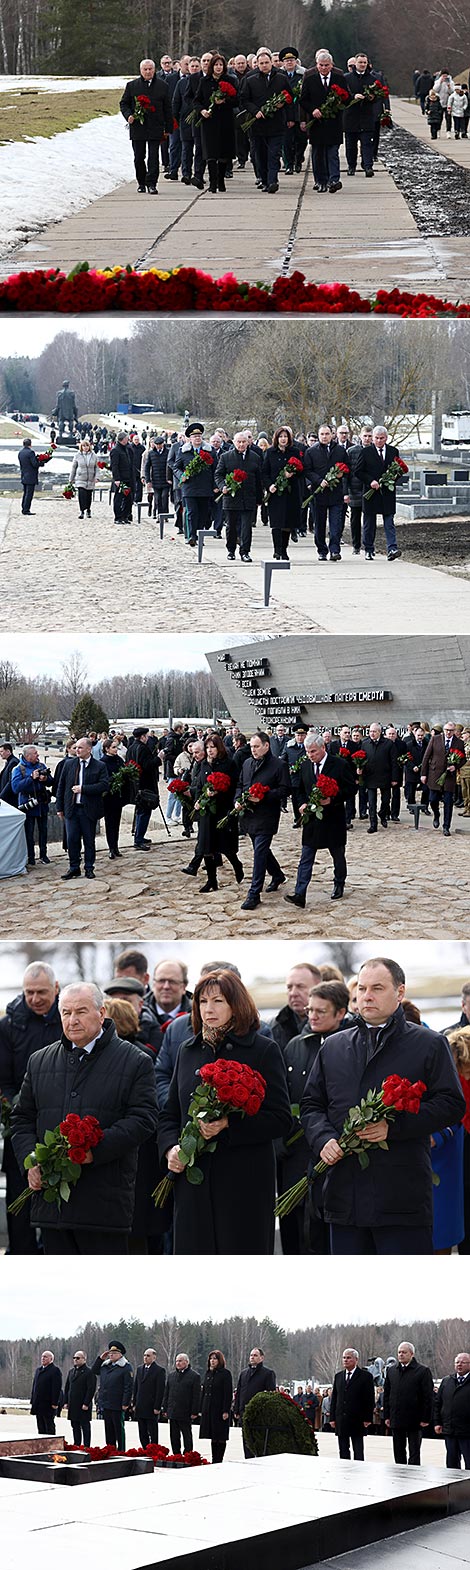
69, 692, 109, 734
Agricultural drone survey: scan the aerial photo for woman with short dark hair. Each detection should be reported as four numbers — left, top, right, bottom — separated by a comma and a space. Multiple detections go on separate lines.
194, 54, 237, 192
263, 426, 304, 560
200, 1350, 233, 1462
157, 970, 292, 1253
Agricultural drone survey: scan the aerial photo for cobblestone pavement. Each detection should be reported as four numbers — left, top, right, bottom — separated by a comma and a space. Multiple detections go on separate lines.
3, 790, 469, 941
0, 494, 318, 633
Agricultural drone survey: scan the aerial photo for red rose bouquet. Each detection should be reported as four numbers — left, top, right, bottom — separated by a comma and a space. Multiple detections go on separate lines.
8, 1112, 104, 1215
351, 747, 367, 774
37, 446, 55, 465
97, 459, 111, 471
364, 455, 408, 500
62, 485, 76, 500
436, 749, 466, 790
109, 758, 141, 797
117, 481, 132, 496
362, 79, 389, 103
191, 769, 232, 820
241, 87, 292, 131
300, 774, 340, 825
314, 460, 349, 494
271, 455, 304, 495
153, 1058, 267, 1206
180, 450, 214, 482
339, 746, 351, 758
275, 1075, 428, 1216
304, 83, 350, 130
218, 779, 269, 830
222, 467, 248, 497
167, 777, 190, 797
134, 94, 156, 125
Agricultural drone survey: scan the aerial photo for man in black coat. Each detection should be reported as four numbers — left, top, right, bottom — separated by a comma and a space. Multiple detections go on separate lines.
330, 1349, 375, 1459
343, 53, 376, 175
0, 960, 60, 1254
56, 735, 108, 879
354, 426, 403, 559
271, 961, 322, 1051
18, 437, 40, 514
303, 426, 350, 560
120, 58, 172, 192
434, 1352, 470, 1469
92, 1341, 134, 1450
234, 1347, 276, 1456
158, 55, 180, 173
31, 1351, 62, 1433
11, 981, 159, 1254
174, 422, 215, 545
110, 433, 134, 523
301, 956, 465, 1254
234, 731, 286, 910
125, 725, 160, 849
362, 723, 396, 831
278, 982, 351, 1255
384, 1342, 434, 1464
163, 1354, 201, 1455
285, 729, 355, 906
300, 50, 349, 192
0, 742, 20, 803
239, 49, 292, 192
172, 59, 204, 187
64, 1350, 96, 1447
133, 1349, 166, 1447
144, 436, 170, 516
215, 432, 263, 561
279, 47, 306, 173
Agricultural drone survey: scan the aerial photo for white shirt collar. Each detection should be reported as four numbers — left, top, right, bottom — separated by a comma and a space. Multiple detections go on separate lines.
72, 1028, 103, 1055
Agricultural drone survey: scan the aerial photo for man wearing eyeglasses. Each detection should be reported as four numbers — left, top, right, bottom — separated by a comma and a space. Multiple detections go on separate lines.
64, 1351, 96, 1447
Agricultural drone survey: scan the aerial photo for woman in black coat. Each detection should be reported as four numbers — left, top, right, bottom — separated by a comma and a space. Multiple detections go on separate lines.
104, 997, 168, 1253
102, 737, 124, 859
199, 1350, 233, 1462
193, 734, 243, 891
194, 54, 237, 192
262, 426, 304, 559
157, 970, 292, 1255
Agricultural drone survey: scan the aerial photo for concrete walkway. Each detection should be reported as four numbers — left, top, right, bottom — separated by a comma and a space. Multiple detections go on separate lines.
393, 97, 470, 168
1, 492, 469, 633
1, 140, 468, 296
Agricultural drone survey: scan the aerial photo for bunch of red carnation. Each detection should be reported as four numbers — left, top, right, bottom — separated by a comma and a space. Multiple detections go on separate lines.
382, 1074, 427, 1114
167, 778, 190, 795
59, 1113, 104, 1165
199, 1058, 266, 1115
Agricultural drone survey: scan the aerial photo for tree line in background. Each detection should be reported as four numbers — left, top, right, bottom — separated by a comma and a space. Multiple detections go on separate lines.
0, 2, 467, 103
1, 1314, 469, 1400
0, 654, 219, 743
1, 321, 470, 442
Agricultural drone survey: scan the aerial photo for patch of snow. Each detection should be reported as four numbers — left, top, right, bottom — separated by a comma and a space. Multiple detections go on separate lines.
0, 75, 127, 93
0, 113, 131, 254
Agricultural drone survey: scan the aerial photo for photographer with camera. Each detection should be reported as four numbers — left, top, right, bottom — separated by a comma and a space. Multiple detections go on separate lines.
10, 745, 53, 867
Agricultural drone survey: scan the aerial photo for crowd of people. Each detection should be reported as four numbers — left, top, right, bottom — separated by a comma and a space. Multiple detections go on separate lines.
118, 47, 390, 200
1, 715, 468, 897
413, 68, 470, 138
25, 1339, 470, 1471
1, 954, 469, 1257
17, 419, 413, 562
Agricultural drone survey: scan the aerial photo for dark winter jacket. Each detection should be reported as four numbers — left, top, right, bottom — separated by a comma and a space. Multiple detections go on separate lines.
343, 67, 376, 129
110, 442, 134, 490
163, 1365, 201, 1419
0, 991, 61, 1101
278, 1019, 351, 1185
303, 440, 350, 504
271, 1004, 308, 1053
92, 1356, 133, 1409
174, 441, 215, 497
239, 67, 292, 136
354, 442, 402, 516
361, 735, 396, 790
234, 1362, 276, 1416
299, 67, 349, 145
133, 1361, 166, 1417
64, 1363, 96, 1419
383, 1359, 434, 1428
330, 1366, 375, 1431
193, 72, 237, 161
235, 749, 286, 837
157, 1027, 291, 1254
144, 445, 170, 486
18, 447, 40, 484
297, 753, 355, 850
120, 73, 173, 141
199, 1365, 233, 1441
215, 447, 263, 512
300, 1005, 466, 1229
434, 1373, 470, 1436
0, 753, 20, 805
155, 1010, 273, 1110
11, 1019, 159, 1232
31, 1362, 62, 1413
55, 754, 108, 821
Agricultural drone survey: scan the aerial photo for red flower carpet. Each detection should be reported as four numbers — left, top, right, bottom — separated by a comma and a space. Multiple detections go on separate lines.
0, 264, 469, 316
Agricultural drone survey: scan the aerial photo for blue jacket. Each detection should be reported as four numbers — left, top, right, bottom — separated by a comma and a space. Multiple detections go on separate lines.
11, 757, 51, 814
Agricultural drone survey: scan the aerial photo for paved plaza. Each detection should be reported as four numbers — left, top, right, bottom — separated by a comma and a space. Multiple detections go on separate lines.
1, 101, 470, 297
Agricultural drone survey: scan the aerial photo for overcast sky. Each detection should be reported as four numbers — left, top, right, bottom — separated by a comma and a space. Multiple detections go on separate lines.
0, 1259, 465, 1338
2, 633, 255, 680
0, 319, 134, 356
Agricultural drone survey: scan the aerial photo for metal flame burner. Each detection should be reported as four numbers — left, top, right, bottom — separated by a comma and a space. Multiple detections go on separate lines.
0, 1452, 153, 1485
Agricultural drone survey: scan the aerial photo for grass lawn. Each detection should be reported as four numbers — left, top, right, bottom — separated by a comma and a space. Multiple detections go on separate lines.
0, 88, 121, 144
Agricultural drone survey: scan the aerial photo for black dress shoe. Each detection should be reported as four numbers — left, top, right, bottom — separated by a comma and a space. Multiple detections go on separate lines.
241, 894, 261, 910
283, 892, 306, 909
387, 549, 402, 560
84, 869, 95, 879
137, 184, 146, 193
267, 182, 279, 193
199, 880, 218, 892
365, 551, 374, 560
148, 185, 158, 194
61, 869, 81, 879
380, 818, 388, 828
331, 884, 344, 899
108, 851, 117, 859
443, 827, 451, 836
182, 865, 198, 875
433, 818, 440, 828
421, 807, 431, 816
367, 826, 378, 834
265, 875, 286, 891
40, 855, 51, 864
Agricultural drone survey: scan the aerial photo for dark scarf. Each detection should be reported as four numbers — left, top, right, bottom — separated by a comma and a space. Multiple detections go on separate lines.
201, 1019, 235, 1051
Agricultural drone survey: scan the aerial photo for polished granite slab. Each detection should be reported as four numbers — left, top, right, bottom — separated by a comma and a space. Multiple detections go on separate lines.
313, 1509, 470, 1568
1, 1456, 469, 1570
